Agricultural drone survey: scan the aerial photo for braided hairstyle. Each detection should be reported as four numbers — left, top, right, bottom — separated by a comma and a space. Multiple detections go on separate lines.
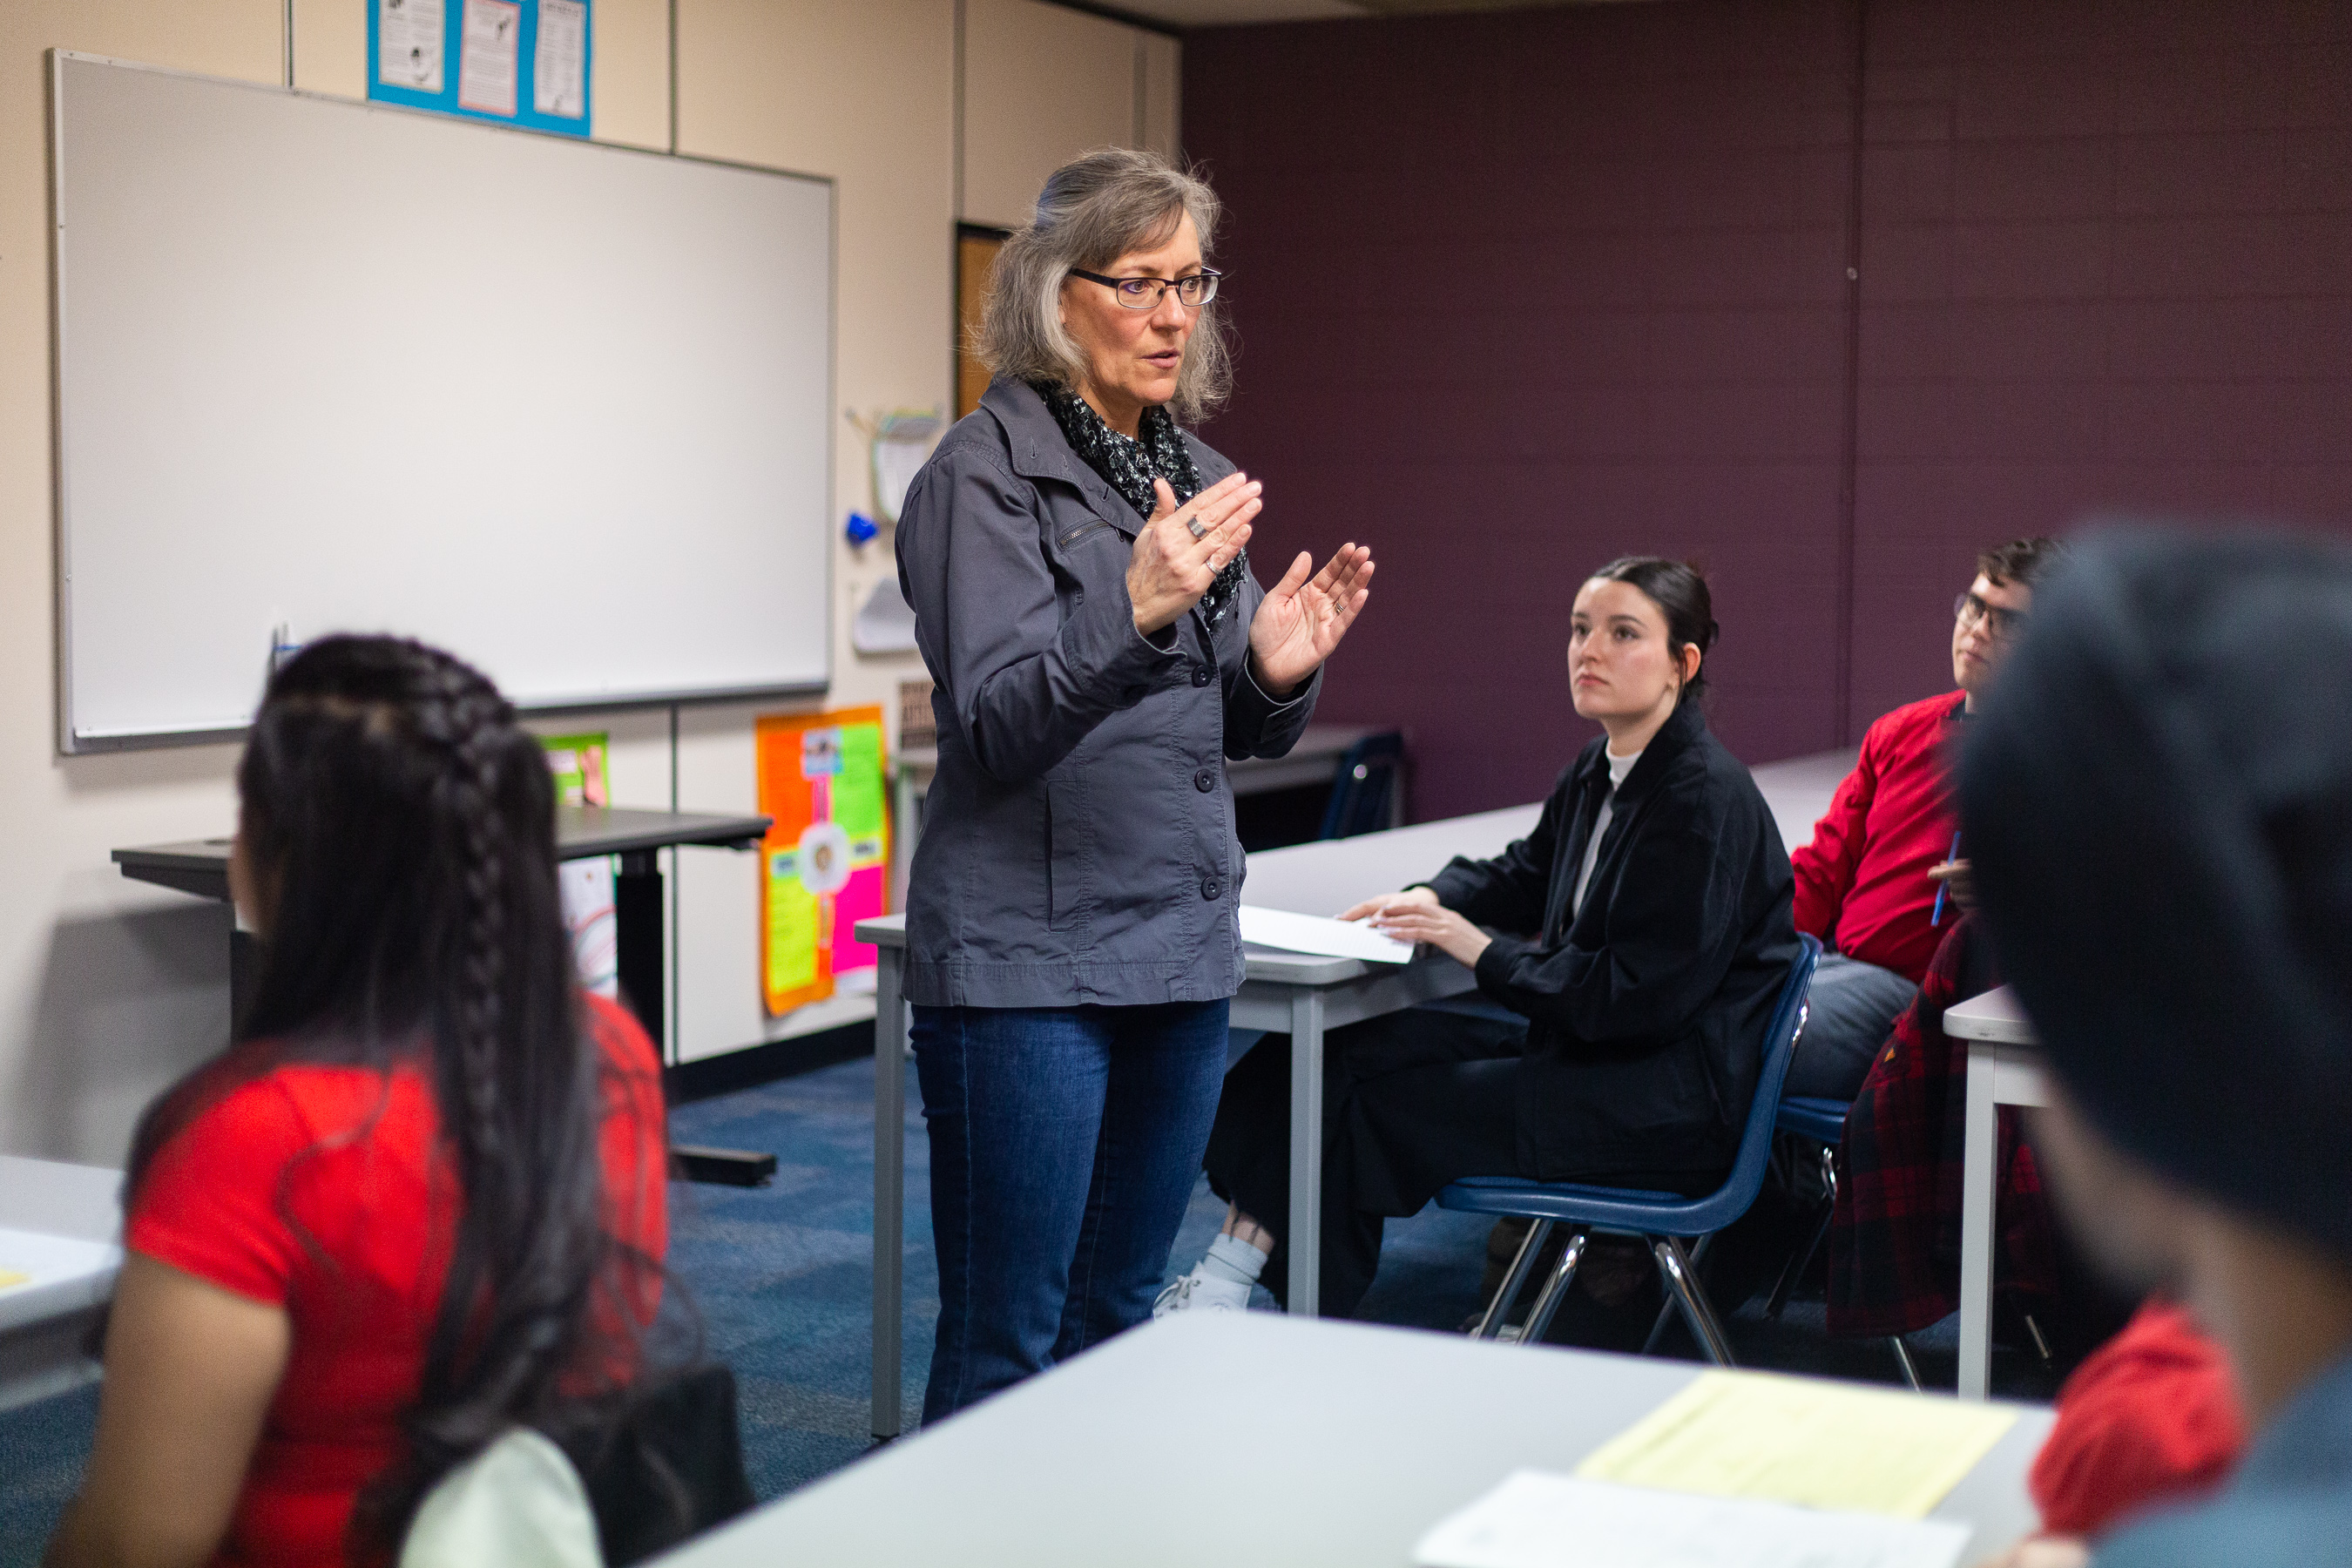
125, 635, 643, 1561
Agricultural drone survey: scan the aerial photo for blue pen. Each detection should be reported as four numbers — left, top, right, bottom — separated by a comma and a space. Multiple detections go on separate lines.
1930, 828, 1962, 925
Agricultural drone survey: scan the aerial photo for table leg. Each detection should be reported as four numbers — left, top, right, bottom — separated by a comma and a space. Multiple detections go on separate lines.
872, 945, 908, 1440
1957, 1035, 1999, 1399
1287, 989, 1326, 1317
626, 848, 777, 1187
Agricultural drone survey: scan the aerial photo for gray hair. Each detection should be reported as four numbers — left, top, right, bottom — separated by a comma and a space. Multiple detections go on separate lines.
976, 147, 1233, 425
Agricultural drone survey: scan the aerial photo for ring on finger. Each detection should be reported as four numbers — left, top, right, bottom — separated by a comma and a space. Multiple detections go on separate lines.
1185, 515, 1206, 541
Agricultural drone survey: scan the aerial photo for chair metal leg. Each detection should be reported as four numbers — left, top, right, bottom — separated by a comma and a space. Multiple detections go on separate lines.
1653, 1236, 1736, 1367
1641, 1233, 1715, 1355
1889, 1335, 1922, 1391
1767, 1144, 1839, 1321
1515, 1229, 1589, 1347
1470, 1218, 1552, 1341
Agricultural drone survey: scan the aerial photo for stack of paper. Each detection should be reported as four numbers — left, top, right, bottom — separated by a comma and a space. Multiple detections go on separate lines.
1415, 1473, 1970, 1568
1574, 1370, 2017, 1518
1238, 905, 1413, 964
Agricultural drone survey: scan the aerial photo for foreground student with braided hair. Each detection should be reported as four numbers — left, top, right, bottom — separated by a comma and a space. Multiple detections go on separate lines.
45, 637, 672, 1568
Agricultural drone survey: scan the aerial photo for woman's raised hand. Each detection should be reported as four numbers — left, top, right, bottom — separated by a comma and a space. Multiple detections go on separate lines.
1128, 474, 1260, 637
1247, 541, 1375, 696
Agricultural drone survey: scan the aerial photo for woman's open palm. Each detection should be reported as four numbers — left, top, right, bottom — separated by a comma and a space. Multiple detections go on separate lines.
1248, 544, 1375, 694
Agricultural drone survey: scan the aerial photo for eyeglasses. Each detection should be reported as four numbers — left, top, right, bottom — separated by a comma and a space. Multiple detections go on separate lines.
1954, 591, 2028, 641
1067, 267, 1223, 310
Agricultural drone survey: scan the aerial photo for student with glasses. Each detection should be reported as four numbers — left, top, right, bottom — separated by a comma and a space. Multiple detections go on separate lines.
892, 149, 1376, 1421
1782, 537, 2068, 1102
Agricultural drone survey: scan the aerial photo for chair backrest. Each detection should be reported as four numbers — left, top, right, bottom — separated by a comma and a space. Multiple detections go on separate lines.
1674, 933, 1821, 1235
1319, 730, 1406, 840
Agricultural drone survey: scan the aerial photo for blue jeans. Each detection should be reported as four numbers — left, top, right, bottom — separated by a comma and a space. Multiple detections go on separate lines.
913, 999, 1230, 1423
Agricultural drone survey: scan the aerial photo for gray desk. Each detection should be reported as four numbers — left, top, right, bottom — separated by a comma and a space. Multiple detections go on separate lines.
0, 1155, 122, 1412
659, 1311, 2053, 1568
1943, 986, 2048, 1402
890, 725, 1403, 905
858, 753, 1855, 1440
114, 806, 777, 1185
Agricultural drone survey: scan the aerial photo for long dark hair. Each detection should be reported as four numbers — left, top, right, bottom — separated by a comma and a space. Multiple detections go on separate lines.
1588, 556, 1720, 704
125, 635, 642, 1560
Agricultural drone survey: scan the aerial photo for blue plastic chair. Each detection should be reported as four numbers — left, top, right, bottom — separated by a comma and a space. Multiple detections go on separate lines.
1438, 935, 1820, 1362
1767, 1092, 1923, 1389
1318, 731, 1406, 840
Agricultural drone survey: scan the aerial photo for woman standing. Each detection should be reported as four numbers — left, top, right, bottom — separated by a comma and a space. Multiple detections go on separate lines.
895, 148, 1375, 1419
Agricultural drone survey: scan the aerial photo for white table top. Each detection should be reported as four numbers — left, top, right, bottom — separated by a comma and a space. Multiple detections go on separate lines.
857, 747, 1860, 990
659, 1312, 2051, 1568
0, 1156, 123, 1335
1944, 985, 2039, 1046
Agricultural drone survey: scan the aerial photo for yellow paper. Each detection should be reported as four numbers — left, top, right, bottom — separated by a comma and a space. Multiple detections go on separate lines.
1575, 1369, 2017, 1519
0, 1268, 28, 1289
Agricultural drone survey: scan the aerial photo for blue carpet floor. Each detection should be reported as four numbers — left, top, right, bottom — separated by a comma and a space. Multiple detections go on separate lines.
0, 1052, 2049, 1565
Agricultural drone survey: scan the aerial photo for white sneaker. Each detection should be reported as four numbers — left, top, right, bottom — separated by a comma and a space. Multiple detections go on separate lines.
1152, 1263, 1251, 1317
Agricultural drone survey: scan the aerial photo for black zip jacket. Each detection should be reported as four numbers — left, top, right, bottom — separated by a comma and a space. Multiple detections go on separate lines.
1426, 700, 1800, 1179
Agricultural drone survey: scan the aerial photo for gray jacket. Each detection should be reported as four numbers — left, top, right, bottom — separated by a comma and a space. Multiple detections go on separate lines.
895, 377, 1319, 1008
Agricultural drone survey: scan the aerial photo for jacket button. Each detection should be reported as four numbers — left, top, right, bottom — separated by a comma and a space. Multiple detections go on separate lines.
1192, 665, 1213, 686
1200, 878, 1220, 900
1194, 770, 1214, 792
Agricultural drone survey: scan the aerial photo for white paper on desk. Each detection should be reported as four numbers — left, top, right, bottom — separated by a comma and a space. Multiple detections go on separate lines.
1414, 1472, 1970, 1568
1239, 905, 1413, 964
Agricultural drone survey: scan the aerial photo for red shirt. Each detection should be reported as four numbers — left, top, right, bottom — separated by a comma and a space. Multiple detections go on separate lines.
2031, 1301, 2246, 1538
1791, 693, 1967, 983
126, 993, 668, 1568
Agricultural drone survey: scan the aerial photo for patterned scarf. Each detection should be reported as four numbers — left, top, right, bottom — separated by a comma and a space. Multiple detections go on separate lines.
1039, 384, 1247, 629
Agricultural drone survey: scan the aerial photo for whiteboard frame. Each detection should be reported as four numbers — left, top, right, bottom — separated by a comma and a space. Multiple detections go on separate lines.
49, 50, 839, 754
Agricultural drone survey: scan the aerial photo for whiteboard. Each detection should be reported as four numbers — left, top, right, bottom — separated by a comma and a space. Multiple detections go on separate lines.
52, 52, 834, 749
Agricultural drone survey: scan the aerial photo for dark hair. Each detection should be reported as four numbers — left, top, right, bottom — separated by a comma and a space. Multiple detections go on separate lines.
1586, 556, 1720, 704
124, 635, 650, 1560
1977, 536, 2068, 589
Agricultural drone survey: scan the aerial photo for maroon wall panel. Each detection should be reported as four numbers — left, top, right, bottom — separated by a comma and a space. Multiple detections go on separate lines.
1186, 1, 1858, 823
1848, 0, 2352, 733
1185, 0, 2352, 821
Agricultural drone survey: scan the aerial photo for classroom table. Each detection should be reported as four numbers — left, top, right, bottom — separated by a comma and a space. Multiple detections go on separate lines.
859, 751, 1855, 1440
1943, 985, 2049, 1401
657, 1311, 2054, 1568
0, 1155, 122, 1412
112, 806, 778, 1186
890, 724, 1402, 905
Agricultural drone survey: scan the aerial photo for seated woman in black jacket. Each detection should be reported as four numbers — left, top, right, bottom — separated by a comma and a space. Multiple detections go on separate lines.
1156, 557, 1801, 1319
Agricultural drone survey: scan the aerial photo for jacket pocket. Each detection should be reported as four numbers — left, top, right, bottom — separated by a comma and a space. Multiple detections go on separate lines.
1056, 517, 1116, 550
1045, 774, 1090, 931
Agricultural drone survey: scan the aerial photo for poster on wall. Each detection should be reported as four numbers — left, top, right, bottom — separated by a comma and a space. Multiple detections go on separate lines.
370, 0, 591, 139
755, 707, 889, 1017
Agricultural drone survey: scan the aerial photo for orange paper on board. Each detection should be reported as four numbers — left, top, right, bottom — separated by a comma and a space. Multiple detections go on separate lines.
756, 706, 890, 1017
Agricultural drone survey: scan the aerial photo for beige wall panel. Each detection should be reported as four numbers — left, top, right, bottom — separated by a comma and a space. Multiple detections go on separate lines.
1139, 30, 1179, 161
961, 0, 1135, 229
291, 0, 364, 98
0, 3, 286, 1159
592, 0, 671, 151
671, 0, 952, 1058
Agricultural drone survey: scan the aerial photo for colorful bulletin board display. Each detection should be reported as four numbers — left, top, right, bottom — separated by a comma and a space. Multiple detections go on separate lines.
756, 707, 889, 1016
541, 732, 617, 997
370, 0, 591, 138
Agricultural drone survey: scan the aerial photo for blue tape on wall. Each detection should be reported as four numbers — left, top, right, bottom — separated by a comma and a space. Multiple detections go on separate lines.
368, 0, 592, 139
